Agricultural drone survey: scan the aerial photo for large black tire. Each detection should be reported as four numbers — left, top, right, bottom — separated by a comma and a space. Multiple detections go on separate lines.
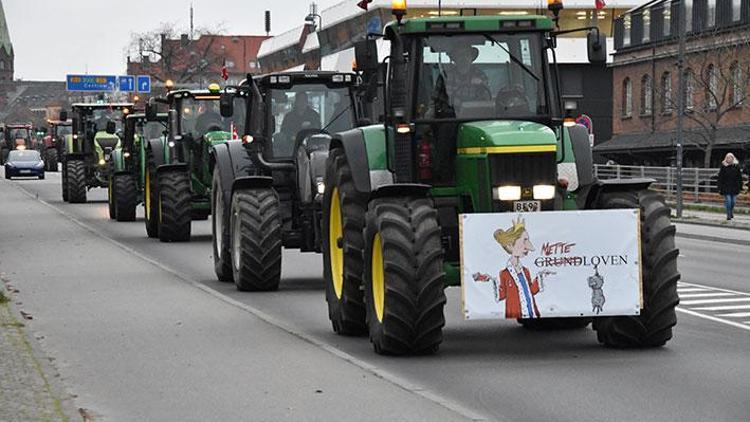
518, 318, 592, 330
143, 153, 159, 238
212, 167, 232, 282
46, 149, 58, 172
0, 148, 8, 165
61, 159, 69, 202
592, 189, 680, 348
363, 196, 446, 355
66, 160, 87, 203
157, 169, 192, 242
114, 173, 137, 222
107, 175, 116, 219
230, 188, 282, 291
321, 148, 368, 335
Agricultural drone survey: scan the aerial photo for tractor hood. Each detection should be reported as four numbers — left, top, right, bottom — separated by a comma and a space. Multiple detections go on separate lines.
94, 131, 121, 149
457, 121, 556, 153
203, 130, 232, 146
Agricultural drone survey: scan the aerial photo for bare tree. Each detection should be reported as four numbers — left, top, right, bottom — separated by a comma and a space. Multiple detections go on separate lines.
124, 22, 228, 85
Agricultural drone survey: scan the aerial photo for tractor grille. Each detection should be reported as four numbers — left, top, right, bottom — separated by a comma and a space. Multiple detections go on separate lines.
489, 152, 556, 187
97, 138, 119, 149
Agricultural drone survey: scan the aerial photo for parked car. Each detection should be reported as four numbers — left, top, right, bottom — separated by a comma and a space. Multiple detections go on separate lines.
4, 149, 45, 179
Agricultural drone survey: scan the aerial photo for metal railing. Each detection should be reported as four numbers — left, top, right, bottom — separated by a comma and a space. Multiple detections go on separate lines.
593, 164, 749, 204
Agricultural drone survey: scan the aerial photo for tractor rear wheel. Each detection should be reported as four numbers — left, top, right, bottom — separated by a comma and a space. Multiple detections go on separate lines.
61, 159, 69, 202
593, 189, 680, 348
157, 169, 192, 242
322, 148, 367, 335
212, 167, 232, 282
363, 196, 446, 355
107, 175, 116, 219
114, 173, 137, 222
46, 149, 58, 172
66, 159, 87, 203
230, 188, 282, 291
518, 318, 592, 330
144, 154, 159, 238
0, 148, 8, 165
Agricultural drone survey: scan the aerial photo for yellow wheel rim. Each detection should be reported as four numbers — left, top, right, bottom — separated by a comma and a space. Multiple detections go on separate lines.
108, 178, 113, 205
145, 168, 151, 220
371, 233, 385, 323
329, 188, 344, 299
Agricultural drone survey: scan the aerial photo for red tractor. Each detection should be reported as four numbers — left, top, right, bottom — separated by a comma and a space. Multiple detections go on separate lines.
42, 120, 71, 171
0, 123, 34, 165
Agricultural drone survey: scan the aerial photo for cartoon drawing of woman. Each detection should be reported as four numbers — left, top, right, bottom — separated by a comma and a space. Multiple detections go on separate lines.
473, 217, 552, 319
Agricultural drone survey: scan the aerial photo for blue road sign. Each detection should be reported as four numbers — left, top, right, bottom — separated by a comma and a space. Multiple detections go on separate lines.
66, 74, 117, 92
118, 76, 135, 92
137, 75, 151, 93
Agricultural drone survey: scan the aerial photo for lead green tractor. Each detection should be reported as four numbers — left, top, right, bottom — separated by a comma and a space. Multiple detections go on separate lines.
107, 112, 168, 223
59, 103, 133, 203
144, 84, 243, 242
321, 6, 679, 355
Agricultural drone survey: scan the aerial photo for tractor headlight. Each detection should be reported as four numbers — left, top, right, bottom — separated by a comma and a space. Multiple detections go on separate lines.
493, 186, 521, 201
124, 152, 131, 158
99, 159, 106, 165
533, 185, 556, 200
168, 141, 175, 148
316, 180, 326, 195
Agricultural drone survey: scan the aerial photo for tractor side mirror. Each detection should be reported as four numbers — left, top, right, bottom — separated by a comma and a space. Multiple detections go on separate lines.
59, 110, 68, 122
106, 121, 117, 134
354, 39, 379, 73
219, 92, 234, 118
145, 101, 157, 121
168, 109, 179, 138
587, 30, 607, 64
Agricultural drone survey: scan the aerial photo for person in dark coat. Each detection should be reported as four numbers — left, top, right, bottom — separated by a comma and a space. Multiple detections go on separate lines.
717, 152, 743, 220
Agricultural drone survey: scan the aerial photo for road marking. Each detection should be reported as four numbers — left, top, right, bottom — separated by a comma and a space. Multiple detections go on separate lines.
677, 281, 750, 331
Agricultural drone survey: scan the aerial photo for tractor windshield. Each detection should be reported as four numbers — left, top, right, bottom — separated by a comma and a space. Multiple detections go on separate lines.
141, 121, 166, 141
54, 125, 72, 137
415, 33, 547, 120
267, 84, 353, 159
7, 128, 31, 141
178, 96, 246, 140
90, 109, 124, 133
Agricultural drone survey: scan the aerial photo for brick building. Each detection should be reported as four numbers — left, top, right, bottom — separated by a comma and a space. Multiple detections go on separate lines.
126, 34, 269, 90
597, 0, 750, 167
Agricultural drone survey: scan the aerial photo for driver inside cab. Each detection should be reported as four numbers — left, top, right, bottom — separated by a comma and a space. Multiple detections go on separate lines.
195, 102, 223, 136
280, 92, 321, 142
445, 44, 490, 103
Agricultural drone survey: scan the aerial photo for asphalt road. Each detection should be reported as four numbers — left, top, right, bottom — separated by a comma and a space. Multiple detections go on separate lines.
1, 171, 749, 422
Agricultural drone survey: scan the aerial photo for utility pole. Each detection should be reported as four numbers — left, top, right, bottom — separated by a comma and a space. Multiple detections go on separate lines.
190, 2, 194, 41
675, 0, 686, 217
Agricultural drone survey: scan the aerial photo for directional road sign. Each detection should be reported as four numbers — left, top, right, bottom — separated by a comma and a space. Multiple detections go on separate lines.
137, 75, 151, 93
118, 76, 135, 92
66, 75, 117, 92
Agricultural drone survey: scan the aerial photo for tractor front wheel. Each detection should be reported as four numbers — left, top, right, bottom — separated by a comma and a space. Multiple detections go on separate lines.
593, 189, 680, 348
157, 169, 192, 242
114, 173, 137, 222
107, 175, 116, 219
46, 149, 58, 172
66, 160, 87, 203
229, 188, 282, 291
144, 154, 159, 238
322, 148, 367, 335
61, 159, 69, 202
212, 167, 232, 282
363, 196, 446, 355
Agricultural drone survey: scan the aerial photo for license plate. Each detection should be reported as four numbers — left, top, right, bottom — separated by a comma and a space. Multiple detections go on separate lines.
19, 169, 31, 174
513, 200, 540, 212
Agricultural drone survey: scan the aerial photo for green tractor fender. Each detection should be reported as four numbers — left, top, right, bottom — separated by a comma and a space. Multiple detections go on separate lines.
211, 141, 256, 206
146, 138, 167, 167
330, 124, 391, 195
109, 149, 129, 174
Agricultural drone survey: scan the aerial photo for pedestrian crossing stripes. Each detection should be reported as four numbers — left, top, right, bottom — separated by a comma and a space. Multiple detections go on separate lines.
677, 282, 750, 331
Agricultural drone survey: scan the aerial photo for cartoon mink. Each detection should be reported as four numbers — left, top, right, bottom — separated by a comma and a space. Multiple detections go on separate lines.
473, 216, 553, 319
588, 264, 605, 314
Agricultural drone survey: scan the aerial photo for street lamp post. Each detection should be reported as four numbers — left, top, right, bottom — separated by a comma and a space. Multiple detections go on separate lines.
675, 0, 687, 218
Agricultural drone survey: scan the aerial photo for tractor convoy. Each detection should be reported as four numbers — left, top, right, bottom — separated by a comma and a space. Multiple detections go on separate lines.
43, 2, 678, 356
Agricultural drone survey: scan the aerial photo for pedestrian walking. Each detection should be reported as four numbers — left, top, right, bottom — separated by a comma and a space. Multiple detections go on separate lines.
717, 152, 743, 220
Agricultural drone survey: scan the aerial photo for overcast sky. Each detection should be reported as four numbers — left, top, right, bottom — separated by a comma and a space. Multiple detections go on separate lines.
4, 0, 340, 81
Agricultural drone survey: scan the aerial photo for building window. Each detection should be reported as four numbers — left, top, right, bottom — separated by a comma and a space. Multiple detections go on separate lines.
663, 2, 672, 37
641, 74, 653, 115
642, 10, 651, 43
685, 0, 693, 32
661, 72, 673, 113
685, 68, 695, 110
732, 0, 742, 22
731, 62, 743, 106
623, 15, 631, 46
622, 77, 633, 117
706, 0, 716, 27
706, 64, 718, 110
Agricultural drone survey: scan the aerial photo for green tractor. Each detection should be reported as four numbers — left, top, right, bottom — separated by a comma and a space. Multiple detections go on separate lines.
144, 83, 243, 242
59, 103, 133, 203
107, 112, 168, 223
320, 7, 679, 354
211, 71, 366, 288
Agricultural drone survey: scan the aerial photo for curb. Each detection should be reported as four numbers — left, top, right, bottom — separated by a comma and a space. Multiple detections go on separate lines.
672, 217, 750, 231
676, 231, 750, 246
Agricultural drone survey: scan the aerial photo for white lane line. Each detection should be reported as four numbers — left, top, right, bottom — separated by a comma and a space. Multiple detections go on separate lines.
678, 281, 750, 297
716, 312, 750, 318
677, 288, 710, 293
692, 304, 750, 311
680, 297, 750, 306
678, 292, 734, 299
676, 308, 750, 331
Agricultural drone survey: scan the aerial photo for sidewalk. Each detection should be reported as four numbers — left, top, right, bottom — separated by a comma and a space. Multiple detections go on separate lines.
671, 207, 750, 231
0, 280, 79, 422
